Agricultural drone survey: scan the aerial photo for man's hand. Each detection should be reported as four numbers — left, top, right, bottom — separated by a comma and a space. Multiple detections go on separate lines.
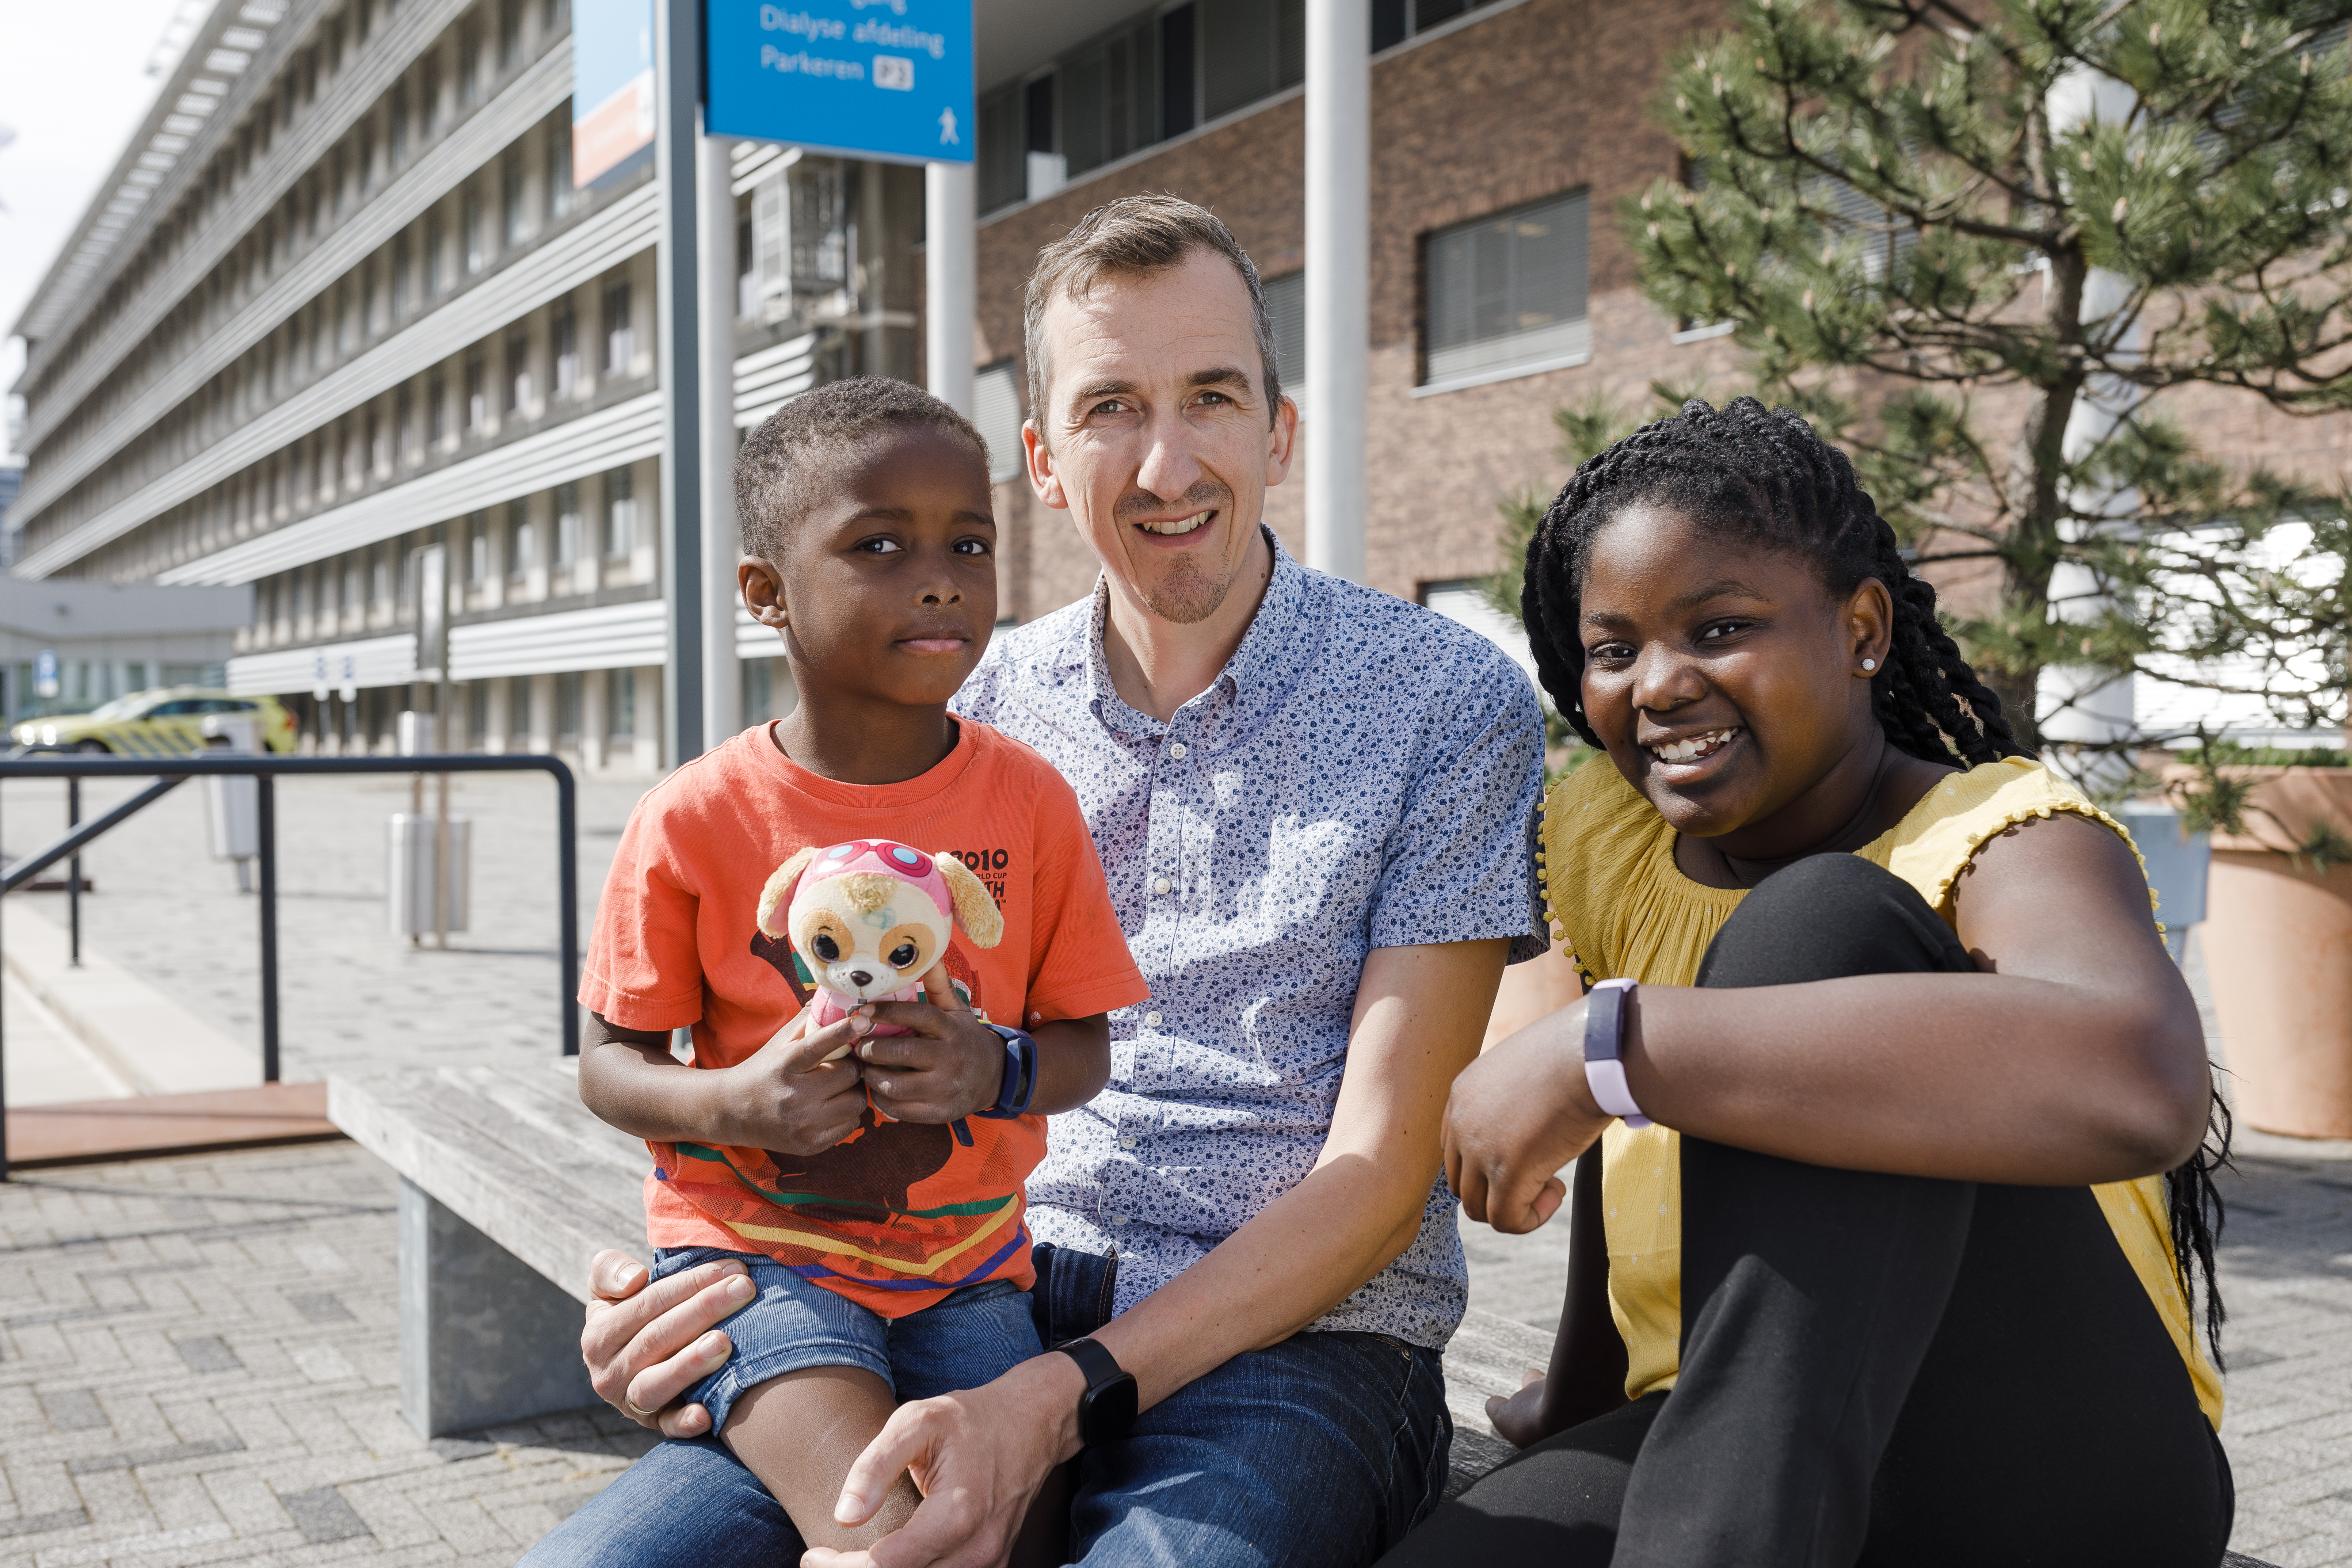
727, 1008, 875, 1155
854, 961, 1004, 1125
801, 1351, 1088, 1568
581, 1249, 751, 1438
1444, 1000, 1608, 1234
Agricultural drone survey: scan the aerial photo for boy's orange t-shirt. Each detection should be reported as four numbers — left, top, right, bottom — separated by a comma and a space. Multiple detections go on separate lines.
582, 720, 1148, 1318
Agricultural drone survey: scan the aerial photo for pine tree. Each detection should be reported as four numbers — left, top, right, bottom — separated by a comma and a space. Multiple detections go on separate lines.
1623, 0, 2352, 755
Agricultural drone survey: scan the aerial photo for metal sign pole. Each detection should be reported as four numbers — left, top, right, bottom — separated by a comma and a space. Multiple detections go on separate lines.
655, 0, 705, 769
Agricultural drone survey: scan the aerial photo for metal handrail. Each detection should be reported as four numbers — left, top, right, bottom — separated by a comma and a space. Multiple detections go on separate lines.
0, 753, 580, 1180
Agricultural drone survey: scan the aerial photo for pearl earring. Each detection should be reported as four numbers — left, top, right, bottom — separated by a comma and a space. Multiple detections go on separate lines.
1861, 658, 1878, 672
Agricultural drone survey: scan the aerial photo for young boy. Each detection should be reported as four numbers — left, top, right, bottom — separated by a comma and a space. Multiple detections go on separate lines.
569, 379, 1147, 1553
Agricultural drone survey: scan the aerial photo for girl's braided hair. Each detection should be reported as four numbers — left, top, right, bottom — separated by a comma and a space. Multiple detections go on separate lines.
1522, 395, 2230, 1359
1522, 396, 2022, 768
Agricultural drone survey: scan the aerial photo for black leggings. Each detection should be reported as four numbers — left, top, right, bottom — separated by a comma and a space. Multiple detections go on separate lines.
1384, 853, 2232, 1568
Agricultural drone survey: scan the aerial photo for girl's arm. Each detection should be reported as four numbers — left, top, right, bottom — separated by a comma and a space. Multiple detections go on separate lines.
1449, 810, 2211, 1234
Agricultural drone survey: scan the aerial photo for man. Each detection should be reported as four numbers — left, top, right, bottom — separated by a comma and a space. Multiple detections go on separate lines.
571, 195, 1547, 1567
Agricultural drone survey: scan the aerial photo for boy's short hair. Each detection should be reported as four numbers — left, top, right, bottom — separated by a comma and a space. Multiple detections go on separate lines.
734, 377, 990, 561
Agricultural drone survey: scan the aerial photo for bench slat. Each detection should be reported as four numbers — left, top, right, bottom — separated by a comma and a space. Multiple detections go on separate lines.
331, 1067, 650, 1301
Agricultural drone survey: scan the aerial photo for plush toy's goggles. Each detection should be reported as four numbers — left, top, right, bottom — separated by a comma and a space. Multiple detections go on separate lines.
802, 839, 956, 922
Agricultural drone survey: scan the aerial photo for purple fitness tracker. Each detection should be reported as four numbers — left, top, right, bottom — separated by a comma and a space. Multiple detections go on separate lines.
1582, 977, 1653, 1129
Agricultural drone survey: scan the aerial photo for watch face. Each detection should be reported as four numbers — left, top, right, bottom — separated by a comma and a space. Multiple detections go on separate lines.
1084, 1375, 1140, 1443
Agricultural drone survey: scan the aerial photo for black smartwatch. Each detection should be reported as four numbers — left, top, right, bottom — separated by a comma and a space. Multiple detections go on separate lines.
1055, 1336, 1139, 1445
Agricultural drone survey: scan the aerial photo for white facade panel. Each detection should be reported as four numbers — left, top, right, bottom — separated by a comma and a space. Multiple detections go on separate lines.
449, 599, 668, 681
227, 632, 418, 695
157, 393, 664, 586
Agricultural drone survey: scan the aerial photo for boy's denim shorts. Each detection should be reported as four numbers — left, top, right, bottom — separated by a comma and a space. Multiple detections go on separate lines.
650, 1246, 1045, 1431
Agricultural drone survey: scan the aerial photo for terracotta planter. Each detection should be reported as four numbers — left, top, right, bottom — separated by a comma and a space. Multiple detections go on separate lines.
2191, 768, 2352, 1138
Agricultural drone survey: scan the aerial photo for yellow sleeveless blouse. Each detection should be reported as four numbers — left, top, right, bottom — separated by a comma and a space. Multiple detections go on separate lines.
1538, 755, 2223, 1430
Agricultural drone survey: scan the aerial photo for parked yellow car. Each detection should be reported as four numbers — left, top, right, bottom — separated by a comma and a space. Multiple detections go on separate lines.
11, 689, 298, 757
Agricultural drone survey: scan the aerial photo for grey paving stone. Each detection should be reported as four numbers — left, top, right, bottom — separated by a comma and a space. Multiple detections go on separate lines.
35, 1390, 107, 1434
174, 1338, 243, 1375
0, 1508, 88, 1539
279, 1489, 370, 1545
68, 1438, 244, 1475
285, 1296, 351, 1325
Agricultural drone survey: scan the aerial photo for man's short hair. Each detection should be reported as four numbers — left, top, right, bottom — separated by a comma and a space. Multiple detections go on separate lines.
734, 376, 990, 561
1022, 194, 1281, 447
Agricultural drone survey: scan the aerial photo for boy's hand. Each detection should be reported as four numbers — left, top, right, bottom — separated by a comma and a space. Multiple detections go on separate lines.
856, 961, 1006, 1124
727, 1008, 874, 1154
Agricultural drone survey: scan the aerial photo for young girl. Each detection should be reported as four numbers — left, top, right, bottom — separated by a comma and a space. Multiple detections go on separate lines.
1388, 398, 2230, 1567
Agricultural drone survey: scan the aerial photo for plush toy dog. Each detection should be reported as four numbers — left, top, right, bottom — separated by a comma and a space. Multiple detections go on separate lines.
755, 839, 1004, 1059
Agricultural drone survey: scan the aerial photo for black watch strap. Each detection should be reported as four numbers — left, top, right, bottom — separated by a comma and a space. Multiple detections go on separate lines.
1055, 1336, 1139, 1445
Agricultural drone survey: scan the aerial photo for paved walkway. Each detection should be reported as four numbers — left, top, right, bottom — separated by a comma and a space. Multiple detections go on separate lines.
0, 1141, 651, 1566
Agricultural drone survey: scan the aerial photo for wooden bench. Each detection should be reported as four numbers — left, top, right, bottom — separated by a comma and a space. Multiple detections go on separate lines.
328, 1062, 2278, 1565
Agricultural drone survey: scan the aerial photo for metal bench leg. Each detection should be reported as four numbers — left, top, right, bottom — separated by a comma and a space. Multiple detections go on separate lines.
398, 1176, 598, 1438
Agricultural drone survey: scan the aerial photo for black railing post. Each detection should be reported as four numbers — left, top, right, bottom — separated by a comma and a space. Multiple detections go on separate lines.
256, 772, 280, 1084
557, 763, 579, 1056
1, 779, 9, 1183
66, 776, 81, 966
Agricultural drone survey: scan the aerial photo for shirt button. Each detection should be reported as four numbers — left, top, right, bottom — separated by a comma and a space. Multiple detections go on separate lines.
1152, 876, 1171, 896
1169, 741, 1188, 760
1110, 1214, 1129, 1227
1144, 1010, 1162, 1026
1120, 1135, 1137, 1151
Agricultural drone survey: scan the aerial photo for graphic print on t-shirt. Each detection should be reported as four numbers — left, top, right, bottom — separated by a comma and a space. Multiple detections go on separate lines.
581, 723, 1150, 1319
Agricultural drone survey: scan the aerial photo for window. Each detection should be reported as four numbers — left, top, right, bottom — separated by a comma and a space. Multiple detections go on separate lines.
1059, 15, 1161, 179
498, 0, 521, 68
464, 188, 485, 272
507, 332, 532, 412
607, 667, 636, 738
555, 482, 582, 567
373, 546, 392, 606
508, 675, 531, 739
392, 232, 410, 315
469, 680, 489, 745
427, 373, 446, 442
390, 80, 408, 163
545, 122, 574, 222
604, 467, 636, 557
506, 502, 534, 578
603, 281, 633, 371
1201, 0, 1302, 122
1372, 0, 1498, 50
397, 384, 416, 456
1422, 190, 1590, 388
503, 150, 526, 246
973, 362, 1025, 483
460, 20, 480, 108
977, 3, 1200, 214
468, 512, 490, 583
742, 657, 773, 728
1263, 270, 1305, 408
556, 672, 580, 740
422, 52, 441, 136
552, 303, 578, 396
466, 355, 487, 430
424, 212, 443, 294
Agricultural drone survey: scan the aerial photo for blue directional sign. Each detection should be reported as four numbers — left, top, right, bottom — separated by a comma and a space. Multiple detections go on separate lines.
705, 0, 973, 166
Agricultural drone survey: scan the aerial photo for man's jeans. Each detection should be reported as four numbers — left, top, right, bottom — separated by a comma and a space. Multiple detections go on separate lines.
520, 1244, 1455, 1568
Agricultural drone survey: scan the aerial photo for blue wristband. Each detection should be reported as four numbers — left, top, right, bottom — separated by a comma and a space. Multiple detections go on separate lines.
977, 1024, 1038, 1118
